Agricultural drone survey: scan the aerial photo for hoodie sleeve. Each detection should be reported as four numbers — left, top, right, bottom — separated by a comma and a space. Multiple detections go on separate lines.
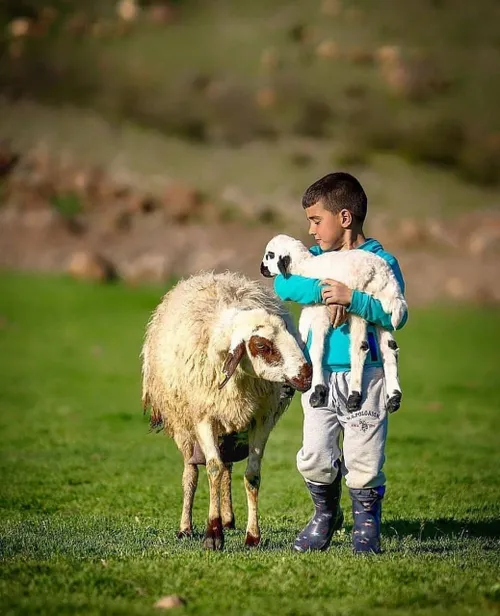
347, 255, 408, 331
274, 274, 323, 304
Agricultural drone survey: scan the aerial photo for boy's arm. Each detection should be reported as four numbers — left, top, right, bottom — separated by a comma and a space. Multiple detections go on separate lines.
347, 257, 408, 331
274, 274, 323, 304
348, 291, 408, 331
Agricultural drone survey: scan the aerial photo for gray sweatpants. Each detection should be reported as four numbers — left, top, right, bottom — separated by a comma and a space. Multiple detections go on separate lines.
297, 367, 388, 489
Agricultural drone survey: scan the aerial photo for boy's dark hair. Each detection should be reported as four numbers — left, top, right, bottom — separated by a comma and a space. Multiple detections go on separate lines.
302, 172, 367, 223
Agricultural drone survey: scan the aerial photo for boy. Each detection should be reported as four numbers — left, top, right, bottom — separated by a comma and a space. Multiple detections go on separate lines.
273, 172, 407, 554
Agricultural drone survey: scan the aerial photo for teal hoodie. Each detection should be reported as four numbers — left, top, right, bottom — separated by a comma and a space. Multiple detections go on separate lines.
273, 238, 408, 372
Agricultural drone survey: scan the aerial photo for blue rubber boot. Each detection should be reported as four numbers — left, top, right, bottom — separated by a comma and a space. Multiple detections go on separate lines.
349, 486, 385, 554
293, 470, 343, 552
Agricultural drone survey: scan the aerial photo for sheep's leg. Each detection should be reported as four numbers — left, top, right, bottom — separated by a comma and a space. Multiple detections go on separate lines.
195, 420, 225, 551
243, 414, 276, 547
377, 328, 402, 412
177, 462, 198, 538
347, 316, 369, 412
220, 463, 235, 529
301, 306, 330, 408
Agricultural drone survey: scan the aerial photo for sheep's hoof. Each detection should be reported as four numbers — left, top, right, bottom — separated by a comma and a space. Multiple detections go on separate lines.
347, 391, 362, 412
244, 532, 261, 548
176, 529, 193, 539
223, 515, 236, 530
309, 385, 328, 408
387, 391, 402, 413
203, 517, 224, 551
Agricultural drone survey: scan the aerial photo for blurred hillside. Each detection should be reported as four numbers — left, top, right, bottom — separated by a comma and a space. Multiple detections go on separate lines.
0, 0, 499, 304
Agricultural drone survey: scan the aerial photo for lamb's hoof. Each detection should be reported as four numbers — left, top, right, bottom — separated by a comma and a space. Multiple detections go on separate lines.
223, 516, 236, 530
244, 532, 261, 548
176, 529, 193, 539
347, 391, 362, 412
309, 385, 328, 408
387, 391, 402, 413
203, 517, 224, 551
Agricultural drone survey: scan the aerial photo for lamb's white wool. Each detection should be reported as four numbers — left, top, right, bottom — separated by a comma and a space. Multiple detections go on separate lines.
141, 270, 311, 550
261, 234, 406, 412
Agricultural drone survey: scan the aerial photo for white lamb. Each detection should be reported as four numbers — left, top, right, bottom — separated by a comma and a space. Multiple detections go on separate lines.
260, 234, 406, 413
141, 271, 311, 551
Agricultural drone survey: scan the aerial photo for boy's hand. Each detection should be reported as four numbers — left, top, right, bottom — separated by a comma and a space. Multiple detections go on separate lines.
321, 279, 353, 307
328, 305, 348, 328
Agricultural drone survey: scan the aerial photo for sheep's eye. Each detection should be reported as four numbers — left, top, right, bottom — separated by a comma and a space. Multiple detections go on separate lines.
266, 251, 275, 260
256, 343, 270, 352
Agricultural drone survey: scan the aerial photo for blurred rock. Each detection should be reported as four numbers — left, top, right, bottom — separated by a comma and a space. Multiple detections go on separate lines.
398, 218, 426, 246
467, 228, 500, 257
316, 40, 340, 60
67, 251, 116, 283
154, 595, 186, 609
163, 182, 204, 223
117, 0, 140, 22
445, 277, 466, 299
8, 19, 31, 38
121, 253, 172, 286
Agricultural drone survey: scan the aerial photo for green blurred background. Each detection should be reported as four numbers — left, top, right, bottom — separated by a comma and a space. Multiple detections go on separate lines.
0, 0, 499, 304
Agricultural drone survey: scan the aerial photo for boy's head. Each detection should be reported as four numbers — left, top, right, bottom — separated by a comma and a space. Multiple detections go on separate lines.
302, 172, 367, 251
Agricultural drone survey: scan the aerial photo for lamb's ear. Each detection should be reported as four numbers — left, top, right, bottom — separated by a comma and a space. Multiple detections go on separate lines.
277, 255, 291, 278
218, 341, 246, 389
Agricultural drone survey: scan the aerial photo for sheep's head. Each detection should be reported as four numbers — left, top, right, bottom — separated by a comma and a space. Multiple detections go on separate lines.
218, 308, 312, 392
260, 234, 305, 279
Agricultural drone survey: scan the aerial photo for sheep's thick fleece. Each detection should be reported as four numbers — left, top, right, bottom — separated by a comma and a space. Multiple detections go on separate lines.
141, 271, 293, 438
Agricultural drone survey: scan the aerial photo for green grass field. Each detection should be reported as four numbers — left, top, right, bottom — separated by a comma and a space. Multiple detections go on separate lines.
0, 272, 499, 615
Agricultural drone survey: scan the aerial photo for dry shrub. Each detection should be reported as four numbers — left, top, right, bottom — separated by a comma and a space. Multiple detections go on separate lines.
399, 117, 465, 166
459, 129, 500, 186
293, 99, 333, 138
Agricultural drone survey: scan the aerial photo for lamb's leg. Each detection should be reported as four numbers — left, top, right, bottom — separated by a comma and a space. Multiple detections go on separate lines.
302, 306, 330, 408
243, 412, 276, 547
347, 316, 369, 412
177, 462, 198, 538
377, 328, 402, 412
195, 420, 224, 550
220, 463, 235, 529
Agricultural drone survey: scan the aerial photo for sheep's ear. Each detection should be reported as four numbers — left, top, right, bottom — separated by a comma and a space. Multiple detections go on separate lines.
277, 255, 291, 278
218, 341, 246, 389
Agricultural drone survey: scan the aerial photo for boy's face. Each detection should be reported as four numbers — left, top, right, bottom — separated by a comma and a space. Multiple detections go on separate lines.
305, 200, 347, 252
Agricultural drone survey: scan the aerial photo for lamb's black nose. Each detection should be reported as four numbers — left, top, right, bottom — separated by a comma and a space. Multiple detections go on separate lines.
260, 262, 272, 278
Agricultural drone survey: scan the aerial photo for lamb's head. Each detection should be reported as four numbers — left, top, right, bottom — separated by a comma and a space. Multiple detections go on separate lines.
260, 234, 308, 279
217, 308, 312, 392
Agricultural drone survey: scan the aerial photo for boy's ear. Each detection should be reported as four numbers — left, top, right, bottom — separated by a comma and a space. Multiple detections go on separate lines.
340, 208, 353, 228
277, 255, 291, 278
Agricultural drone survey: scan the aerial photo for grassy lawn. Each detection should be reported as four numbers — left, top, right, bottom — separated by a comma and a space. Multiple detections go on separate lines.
0, 272, 499, 615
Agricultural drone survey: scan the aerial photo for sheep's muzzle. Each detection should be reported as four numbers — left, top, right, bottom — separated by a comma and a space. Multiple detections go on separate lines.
286, 362, 313, 392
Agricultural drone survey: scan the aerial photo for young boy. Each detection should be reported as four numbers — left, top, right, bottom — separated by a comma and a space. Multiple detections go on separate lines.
273, 172, 408, 554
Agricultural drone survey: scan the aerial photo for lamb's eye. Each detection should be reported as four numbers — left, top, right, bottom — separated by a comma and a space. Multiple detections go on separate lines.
256, 342, 270, 352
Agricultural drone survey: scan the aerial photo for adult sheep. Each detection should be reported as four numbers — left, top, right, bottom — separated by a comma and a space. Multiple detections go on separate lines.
141, 271, 312, 550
